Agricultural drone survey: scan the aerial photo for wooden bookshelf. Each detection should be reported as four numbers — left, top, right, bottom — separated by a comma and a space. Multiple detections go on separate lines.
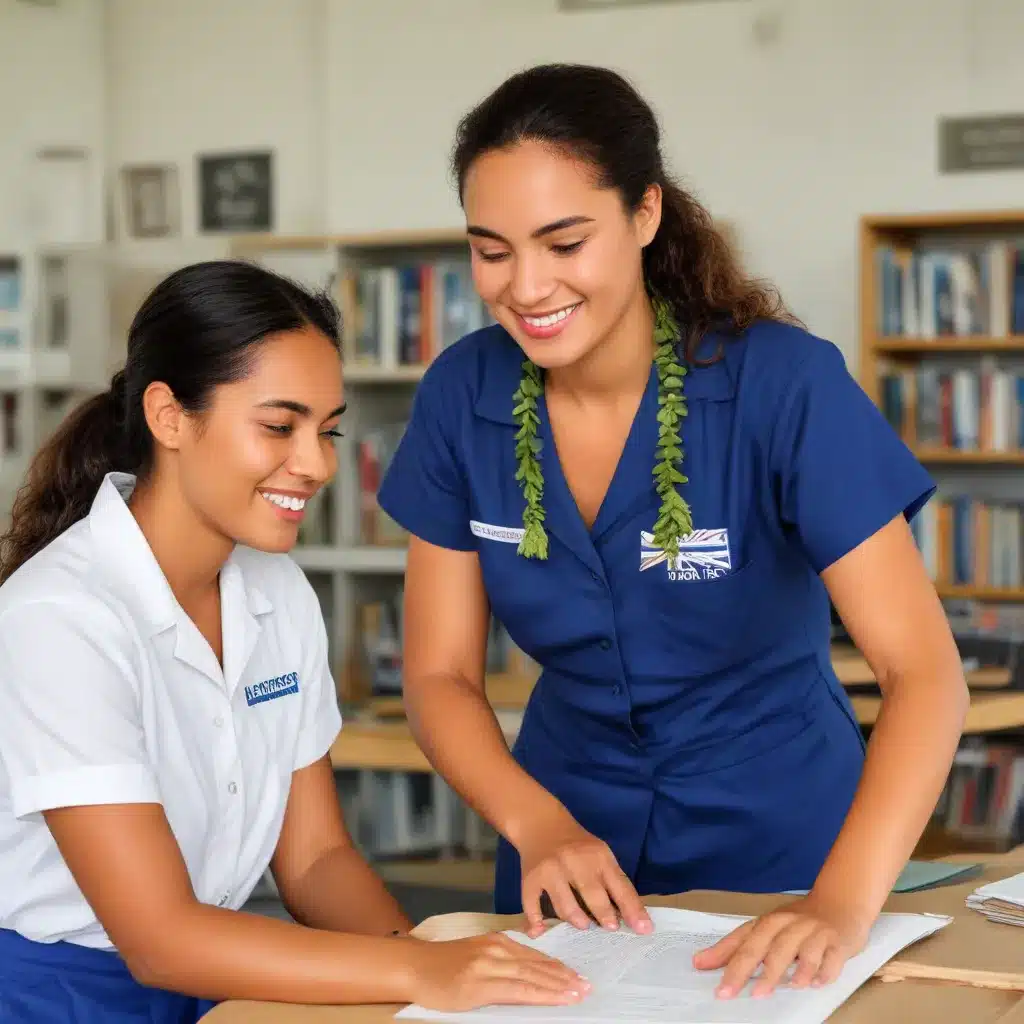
859, 210, 1024, 855
859, 209, 1024, 603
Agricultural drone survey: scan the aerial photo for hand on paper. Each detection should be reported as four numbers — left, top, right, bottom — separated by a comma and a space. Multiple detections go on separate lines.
406, 932, 591, 1011
516, 815, 653, 939
691, 894, 870, 1000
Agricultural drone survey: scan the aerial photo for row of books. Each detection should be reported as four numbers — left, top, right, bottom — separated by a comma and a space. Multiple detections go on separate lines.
875, 240, 1023, 339
912, 497, 1024, 590
292, 421, 408, 548
357, 591, 532, 700
336, 260, 492, 369
880, 363, 1024, 451
357, 423, 407, 546
937, 740, 1024, 845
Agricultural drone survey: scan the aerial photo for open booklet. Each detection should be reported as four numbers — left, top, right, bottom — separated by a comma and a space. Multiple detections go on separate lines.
397, 906, 950, 1024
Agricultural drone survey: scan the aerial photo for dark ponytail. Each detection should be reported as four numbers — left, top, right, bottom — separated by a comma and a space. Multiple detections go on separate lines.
451, 63, 800, 361
0, 259, 340, 583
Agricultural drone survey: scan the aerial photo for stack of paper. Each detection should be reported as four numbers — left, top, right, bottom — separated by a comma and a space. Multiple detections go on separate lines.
966, 870, 1024, 926
398, 906, 950, 1023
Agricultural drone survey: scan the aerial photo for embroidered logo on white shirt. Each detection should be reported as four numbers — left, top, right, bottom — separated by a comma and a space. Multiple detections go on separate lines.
244, 671, 300, 707
640, 528, 732, 581
470, 520, 526, 544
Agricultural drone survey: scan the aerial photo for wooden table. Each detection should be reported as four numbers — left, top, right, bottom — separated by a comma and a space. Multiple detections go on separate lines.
207, 853, 1024, 1022
331, 645, 1024, 773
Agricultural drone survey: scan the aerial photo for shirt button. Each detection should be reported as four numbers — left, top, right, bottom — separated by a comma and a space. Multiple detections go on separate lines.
612, 685, 622, 696
213, 716, 224, 728
227, 781, 238, 795
599, 638, 612, 650
591, 571, 602, 583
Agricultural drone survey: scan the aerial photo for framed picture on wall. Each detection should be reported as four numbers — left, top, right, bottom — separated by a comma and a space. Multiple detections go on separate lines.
198, 150, 274, 233
121, 164, 180, 238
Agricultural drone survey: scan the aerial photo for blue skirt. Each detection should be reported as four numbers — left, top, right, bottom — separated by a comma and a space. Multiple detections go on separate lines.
0, 927, 218, 1023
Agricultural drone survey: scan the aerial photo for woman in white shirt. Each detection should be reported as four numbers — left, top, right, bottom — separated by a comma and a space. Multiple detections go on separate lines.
0, 260, 587, 1023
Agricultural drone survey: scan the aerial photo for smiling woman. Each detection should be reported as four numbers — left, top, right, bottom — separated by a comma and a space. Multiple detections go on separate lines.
0, 261, 589, 1022
377, 61, 968, 1005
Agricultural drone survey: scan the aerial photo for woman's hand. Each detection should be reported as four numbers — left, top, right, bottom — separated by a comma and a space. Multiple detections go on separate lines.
692, 894, 872, 999
405, 933, 590, 1012
516, 814, 652, 939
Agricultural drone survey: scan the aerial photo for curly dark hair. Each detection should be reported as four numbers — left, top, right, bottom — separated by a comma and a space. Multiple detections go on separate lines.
451, 62, 801, 361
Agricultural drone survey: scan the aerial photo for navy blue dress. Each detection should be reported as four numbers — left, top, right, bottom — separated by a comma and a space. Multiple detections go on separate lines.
377, 319, 935, 913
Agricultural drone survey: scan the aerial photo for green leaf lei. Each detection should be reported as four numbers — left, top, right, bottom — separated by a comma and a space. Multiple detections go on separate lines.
512, 297, 694, 561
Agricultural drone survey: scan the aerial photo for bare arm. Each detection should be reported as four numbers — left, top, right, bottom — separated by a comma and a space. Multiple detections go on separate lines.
402, 537, 650, 935
42, 799, 588, 1009
402, 536, 567, 847
810, 512, 968, 921
697, 514, 968, 995
269, 755, 413, 936
43, 802, 423, 1004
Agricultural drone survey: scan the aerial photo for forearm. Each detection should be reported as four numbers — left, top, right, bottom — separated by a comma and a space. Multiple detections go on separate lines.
137, 902, 423, 1005
405, 671, 571, 846
811, 667, 968, 923
278, 844, 413, 936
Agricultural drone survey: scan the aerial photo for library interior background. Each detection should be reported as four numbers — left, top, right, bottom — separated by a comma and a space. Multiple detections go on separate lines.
2, 0, 1024, 925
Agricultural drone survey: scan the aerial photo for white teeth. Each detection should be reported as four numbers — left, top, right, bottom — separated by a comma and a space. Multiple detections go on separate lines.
261, 492, 306, 511
523, 304, 579, 328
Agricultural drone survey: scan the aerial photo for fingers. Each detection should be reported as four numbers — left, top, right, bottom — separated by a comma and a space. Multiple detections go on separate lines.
788, 930, 831, 989
692, 920, 753, 972
601, 864, 653, 934
715, 916, 798, 998
545, 875, 593, 931
574, 874, 622, 932
521, 879, 546, 937
701, 914, 848, 1000
750, 919, 817, 997
813, 944, 846, 988
480, 938, 591, 1006
522, 843, 650, 937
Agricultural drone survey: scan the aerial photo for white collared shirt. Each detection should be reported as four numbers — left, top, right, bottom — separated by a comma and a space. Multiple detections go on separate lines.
0, 472, 343, 949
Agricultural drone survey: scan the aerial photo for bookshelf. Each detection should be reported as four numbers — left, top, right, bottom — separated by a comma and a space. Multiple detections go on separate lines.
860, 209, 1024, 854
0, 244, 110, 520
859, 209, 1024, 602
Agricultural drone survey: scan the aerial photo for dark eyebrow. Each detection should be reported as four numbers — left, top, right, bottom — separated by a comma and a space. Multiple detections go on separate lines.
466, 216, 595, 244
257, 399, 346, 419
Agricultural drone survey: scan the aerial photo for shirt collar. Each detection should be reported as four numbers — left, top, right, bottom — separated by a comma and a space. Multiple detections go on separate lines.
88, 472, 273, 638
473, 324, 737, 427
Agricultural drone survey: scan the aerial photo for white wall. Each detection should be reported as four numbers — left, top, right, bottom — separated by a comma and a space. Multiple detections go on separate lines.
0, 0, 105, 246
103, 0, 328, 345
324, 0, 1024, 360
100, 0, 1024, 361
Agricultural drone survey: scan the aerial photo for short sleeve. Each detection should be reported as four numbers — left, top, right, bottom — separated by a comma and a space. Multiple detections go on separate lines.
376, 364, 475, 551
293, 575, 343, 771
770, 339, 936, 574
0, 599, 160, 819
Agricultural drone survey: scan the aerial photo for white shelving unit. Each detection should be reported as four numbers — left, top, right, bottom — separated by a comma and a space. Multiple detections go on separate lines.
229, 229, 486, 701
230, 230, 492, 865
0, 243, 111, 517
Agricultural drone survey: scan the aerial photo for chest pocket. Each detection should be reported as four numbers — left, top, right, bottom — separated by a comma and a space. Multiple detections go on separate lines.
641, 556, 766, 675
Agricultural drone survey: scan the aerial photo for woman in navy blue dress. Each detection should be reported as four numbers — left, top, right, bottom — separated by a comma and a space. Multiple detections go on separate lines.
377, 63, 968, 1000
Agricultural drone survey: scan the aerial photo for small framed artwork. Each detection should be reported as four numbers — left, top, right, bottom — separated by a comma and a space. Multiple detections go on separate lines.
198, 150, 274, 233
121, 164, 180, 238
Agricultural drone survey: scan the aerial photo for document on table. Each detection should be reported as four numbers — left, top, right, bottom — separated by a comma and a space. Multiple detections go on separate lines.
967, 869, 1024, 926
397, 906, 950, 1024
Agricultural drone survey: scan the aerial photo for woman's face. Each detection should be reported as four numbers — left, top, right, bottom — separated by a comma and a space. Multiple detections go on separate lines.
462, 139, 660, 371
173, 325, 345, 554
